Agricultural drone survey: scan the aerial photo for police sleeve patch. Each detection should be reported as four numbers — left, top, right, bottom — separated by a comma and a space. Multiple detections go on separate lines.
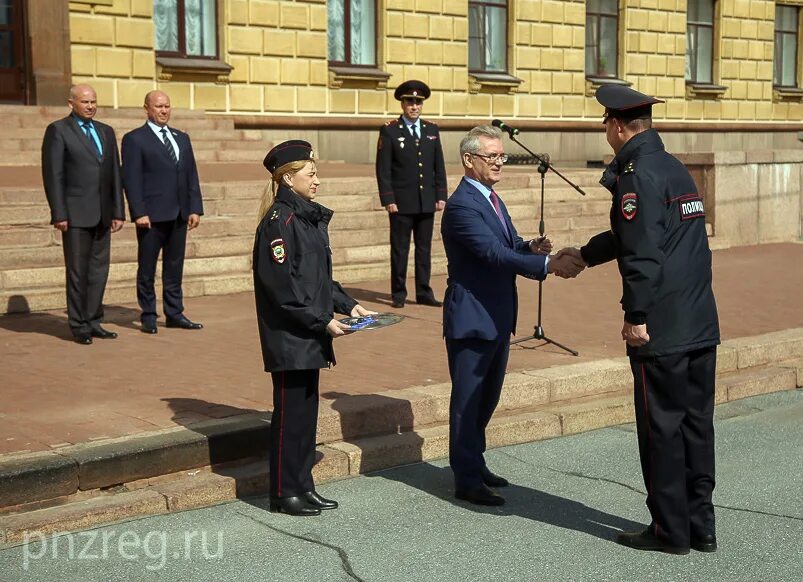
678, 194, 706, 220
270, 238, 286, 264
621, 193, 638, 221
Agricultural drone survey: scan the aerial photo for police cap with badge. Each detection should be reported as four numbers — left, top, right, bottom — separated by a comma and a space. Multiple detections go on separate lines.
394, 80, 431, 102
596, 84, 664, 122
263, 139, 315, 174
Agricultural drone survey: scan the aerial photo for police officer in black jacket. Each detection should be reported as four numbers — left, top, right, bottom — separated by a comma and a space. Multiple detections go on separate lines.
253, 140, 374, 516
376, 80, 448, 308
559, 85, 720, 555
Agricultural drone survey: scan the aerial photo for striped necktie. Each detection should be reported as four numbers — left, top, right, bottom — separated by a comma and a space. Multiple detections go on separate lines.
489, 190, 509, 236
160, 128, 178, 165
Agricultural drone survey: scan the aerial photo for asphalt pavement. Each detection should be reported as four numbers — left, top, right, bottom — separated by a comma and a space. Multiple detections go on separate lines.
2, 389, 801, 582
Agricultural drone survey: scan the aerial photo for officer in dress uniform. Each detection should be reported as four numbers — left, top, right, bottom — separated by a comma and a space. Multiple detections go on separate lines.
253, 140, 374, 516
376, 80, 448, 308
560, 85, 721, 554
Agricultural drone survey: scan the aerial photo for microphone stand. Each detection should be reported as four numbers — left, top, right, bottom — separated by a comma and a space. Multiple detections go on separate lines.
507, 132, 584, 356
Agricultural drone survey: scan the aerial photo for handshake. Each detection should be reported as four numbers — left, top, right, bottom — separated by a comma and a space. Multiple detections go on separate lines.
529, 237, 587, 279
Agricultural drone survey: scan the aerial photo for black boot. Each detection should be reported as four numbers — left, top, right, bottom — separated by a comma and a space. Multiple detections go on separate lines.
268, 496, 321, 516
303, 491, 338, 510
616, 530, 689, 555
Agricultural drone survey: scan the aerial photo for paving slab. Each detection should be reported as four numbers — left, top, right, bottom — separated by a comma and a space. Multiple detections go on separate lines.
0, 243, 800, 457
0, 390, 800, 581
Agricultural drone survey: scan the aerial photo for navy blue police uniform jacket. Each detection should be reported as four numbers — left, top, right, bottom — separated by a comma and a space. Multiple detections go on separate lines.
375, 116, 448, 214
253, 186, 357, 373
441, 178, 548, 341
121, 124, 204, 222
581, 129, 720, 357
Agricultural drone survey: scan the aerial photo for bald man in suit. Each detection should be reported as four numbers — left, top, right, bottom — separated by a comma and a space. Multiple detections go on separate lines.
41, 84, 125, 344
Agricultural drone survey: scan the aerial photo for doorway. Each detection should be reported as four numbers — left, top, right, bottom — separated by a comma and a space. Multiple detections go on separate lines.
0, 0, 27, 103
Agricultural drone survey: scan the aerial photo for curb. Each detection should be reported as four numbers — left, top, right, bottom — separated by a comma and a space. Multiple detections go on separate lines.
1, 328, 801, 544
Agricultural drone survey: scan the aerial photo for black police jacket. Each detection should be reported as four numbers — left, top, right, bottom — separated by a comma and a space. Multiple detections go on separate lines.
375, 116, 448, 214
581, 129, 720, 357
253, 186, 357, 372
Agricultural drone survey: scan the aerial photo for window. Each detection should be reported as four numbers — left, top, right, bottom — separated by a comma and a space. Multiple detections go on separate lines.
154, 0, 218, 59
686, 0, 714, 84
468, 0, 508, 73
328, 0, 376, 66
585, 0, 618, 78
774, 5, 799, 88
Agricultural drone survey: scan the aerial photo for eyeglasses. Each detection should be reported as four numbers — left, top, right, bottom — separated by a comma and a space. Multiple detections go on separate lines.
471, 152, 508, 165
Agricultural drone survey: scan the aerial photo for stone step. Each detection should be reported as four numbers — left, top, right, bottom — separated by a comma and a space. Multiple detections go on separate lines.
1, 331, 799, 538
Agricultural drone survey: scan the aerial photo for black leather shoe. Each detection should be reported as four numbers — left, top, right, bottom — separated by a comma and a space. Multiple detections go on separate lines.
481, 469, 509, 488
616, 530, 690, 555
269, 496, 321, 516
166, 316, 203, 330
303, 491, 338, 510
391, 299, 405, 308
416, 296, 443, 307
141, 321, 158, 334
74, 334, 93, 345
691, 534, 717, 553
90, 326, 117, 339
455, 484, 505, 506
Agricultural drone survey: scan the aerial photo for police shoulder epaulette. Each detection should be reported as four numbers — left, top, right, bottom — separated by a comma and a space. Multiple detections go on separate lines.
384, 119, 396, 126
622, 160, 636, 175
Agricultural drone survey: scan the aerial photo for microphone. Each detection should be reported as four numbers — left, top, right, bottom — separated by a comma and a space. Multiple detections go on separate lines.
492, 119, 519, 137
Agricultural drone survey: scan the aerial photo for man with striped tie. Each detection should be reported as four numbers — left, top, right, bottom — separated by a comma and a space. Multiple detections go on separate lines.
42, 84, 125, 344
440, 125, 584, 506
121, 90, 204, 334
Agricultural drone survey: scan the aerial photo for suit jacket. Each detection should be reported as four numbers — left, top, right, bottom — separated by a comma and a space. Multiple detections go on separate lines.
121, 123, 204, 223
376, 116, 447, 214
441, 178, 548, 341
41, 116, 124, 228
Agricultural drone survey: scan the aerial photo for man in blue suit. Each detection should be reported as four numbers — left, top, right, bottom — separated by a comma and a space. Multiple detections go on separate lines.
122, 91, 204, 334
441, 125, 584, 506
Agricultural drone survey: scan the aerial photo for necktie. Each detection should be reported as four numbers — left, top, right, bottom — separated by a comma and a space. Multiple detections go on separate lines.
411, 124, 419, 140
82, 122, 101, 158
161, 128, 178, 165
489, 190, 509, 236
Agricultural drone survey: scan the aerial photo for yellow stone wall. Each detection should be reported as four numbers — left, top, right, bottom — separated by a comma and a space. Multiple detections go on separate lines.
68, 0, 803, 121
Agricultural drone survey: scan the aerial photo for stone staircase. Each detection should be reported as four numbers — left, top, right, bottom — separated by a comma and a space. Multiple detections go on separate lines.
0, 170, 612, 314
1, 105, 269, 165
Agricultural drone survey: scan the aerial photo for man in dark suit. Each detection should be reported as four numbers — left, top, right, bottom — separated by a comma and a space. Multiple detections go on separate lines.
121, 90, 204, 334
42, 84, 125, 345
441, 125, 584, 506
376, 80, 447, 308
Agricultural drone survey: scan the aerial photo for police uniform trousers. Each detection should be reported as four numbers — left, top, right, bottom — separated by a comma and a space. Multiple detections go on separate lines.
630, 346, 717, 548
389, 212, 435, 303
62, 223, 111, 337
446, 337, 509, 488
136, 217, 187, 324
269, 369, 320, 498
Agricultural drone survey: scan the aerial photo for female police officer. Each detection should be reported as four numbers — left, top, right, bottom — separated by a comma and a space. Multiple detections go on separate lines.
253, 140, 374, 516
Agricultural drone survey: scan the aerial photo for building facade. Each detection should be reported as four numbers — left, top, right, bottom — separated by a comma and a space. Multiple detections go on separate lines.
3, 1, 803, 161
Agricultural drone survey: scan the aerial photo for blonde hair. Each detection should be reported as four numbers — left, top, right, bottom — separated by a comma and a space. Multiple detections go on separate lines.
257, 159, 314, 222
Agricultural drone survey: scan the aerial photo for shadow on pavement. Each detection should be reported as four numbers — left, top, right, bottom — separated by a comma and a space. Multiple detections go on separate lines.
342, 286, 393, 306
372, 461, 643, 543
0, 295, 142, 339
162, 397, 273, 500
